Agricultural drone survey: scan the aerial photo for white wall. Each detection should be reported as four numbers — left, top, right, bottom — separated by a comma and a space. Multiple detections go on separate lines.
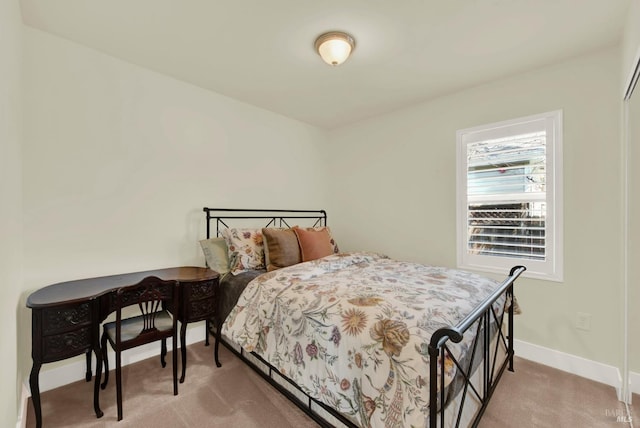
327, 46, 624, 369
1, 0, 23, 426
623, 0, 640, 95
628, 82, 640, 384
623, 0, 640, 382
19, 26, 328, 382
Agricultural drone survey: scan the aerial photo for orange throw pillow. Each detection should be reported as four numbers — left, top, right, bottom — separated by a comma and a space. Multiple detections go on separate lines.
293, 226, 333, 262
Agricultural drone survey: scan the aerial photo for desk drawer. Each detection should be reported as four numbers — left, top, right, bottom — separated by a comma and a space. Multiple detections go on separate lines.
42, 326, 92, 361
188, 297, 216, 321
187, 279, 216, 300
42, 302, 91, 335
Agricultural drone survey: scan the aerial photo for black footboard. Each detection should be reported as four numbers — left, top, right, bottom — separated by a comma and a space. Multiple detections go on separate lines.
428, 265, 526, 428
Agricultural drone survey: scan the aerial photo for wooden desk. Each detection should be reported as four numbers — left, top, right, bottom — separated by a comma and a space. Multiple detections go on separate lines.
26, 266, 219, 428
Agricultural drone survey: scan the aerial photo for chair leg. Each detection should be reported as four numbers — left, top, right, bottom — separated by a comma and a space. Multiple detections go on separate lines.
161, 338, 167, 368
100, 333, 109, 390
116, 350, 123, 421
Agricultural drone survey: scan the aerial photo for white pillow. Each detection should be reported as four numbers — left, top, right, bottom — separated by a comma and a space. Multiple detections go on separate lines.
221, 228, 265, 275
199, 237, 230, 274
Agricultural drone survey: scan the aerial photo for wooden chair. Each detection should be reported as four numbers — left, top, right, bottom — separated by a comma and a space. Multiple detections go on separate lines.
94, 276, 179, 421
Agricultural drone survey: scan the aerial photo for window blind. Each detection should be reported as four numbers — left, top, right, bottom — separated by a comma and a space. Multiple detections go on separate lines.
466, 131, 547, 261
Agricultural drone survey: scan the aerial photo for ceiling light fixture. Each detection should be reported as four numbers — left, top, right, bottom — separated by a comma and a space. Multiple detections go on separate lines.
314, 31, 356, 66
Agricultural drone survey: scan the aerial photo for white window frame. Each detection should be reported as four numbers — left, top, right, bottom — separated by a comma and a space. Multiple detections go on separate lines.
456, 110, 563, 281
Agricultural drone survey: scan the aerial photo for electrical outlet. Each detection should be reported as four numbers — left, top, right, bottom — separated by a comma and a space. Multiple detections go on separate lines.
576, 312, 591, 331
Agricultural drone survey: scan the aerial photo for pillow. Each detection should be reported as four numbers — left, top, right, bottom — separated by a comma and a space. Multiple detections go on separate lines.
221, 228, 265, 275
262, 228, 301, 271
304, 226, 340, 255
293, 226, 333, 262
261, 227, 284, 268
199, 237, 230, 274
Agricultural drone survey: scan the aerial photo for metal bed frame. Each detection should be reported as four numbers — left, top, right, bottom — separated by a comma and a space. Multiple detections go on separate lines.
202, 207, 525, 428
204, 207, 327, 238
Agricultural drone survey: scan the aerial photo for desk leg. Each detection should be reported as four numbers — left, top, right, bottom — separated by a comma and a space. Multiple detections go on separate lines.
91, 299, 103, 418
85, 350, 92, 381
93, 346, 104, 418
180, 322, 187, 383
29, 362, 42, 428
205, 319, 210, 346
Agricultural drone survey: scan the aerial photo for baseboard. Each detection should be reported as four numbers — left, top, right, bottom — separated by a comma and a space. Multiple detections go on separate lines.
514, 339, 623, 398
23, 323, 207, 395
16, 379, 29, 428
631, 371, 640, 396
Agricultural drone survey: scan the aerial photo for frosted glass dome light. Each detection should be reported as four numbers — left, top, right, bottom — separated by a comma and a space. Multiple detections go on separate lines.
314, 31, 356, 66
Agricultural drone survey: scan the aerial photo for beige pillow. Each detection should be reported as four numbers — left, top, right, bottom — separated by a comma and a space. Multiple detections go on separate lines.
262, 228, 301, 271
199, 237, 230, 274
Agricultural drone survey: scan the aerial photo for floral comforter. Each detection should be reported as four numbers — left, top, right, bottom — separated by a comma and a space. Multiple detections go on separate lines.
222, 252, 504, 428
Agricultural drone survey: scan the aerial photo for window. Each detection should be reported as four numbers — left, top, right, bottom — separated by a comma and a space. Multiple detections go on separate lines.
457, 110, 563, 281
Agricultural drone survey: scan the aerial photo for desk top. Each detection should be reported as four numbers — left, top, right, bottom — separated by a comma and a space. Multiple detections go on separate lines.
27, 266, 219, 309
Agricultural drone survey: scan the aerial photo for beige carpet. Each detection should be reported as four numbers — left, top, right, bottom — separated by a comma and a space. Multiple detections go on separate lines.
477, 358, 637, 428
26, 343, 317, 428
27, 342, 636, 427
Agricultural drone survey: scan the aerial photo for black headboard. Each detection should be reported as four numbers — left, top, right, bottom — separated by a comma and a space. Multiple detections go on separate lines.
203, 208, 327, 239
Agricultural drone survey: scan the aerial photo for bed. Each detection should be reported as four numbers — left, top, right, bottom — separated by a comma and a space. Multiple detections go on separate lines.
200, 208, 525, 428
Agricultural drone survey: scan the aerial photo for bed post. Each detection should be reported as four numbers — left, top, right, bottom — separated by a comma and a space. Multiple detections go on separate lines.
203, 207, 211, 239
428, 326, 462, 428
428, 344, 439, 428
507, 284, 514, 372
507, 265, 521, 372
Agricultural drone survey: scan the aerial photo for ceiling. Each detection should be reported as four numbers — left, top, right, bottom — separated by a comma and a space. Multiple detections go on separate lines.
20, 0, 630, 129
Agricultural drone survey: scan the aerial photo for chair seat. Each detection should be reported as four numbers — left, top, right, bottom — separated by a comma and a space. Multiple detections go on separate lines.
104, 310, 174, 343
